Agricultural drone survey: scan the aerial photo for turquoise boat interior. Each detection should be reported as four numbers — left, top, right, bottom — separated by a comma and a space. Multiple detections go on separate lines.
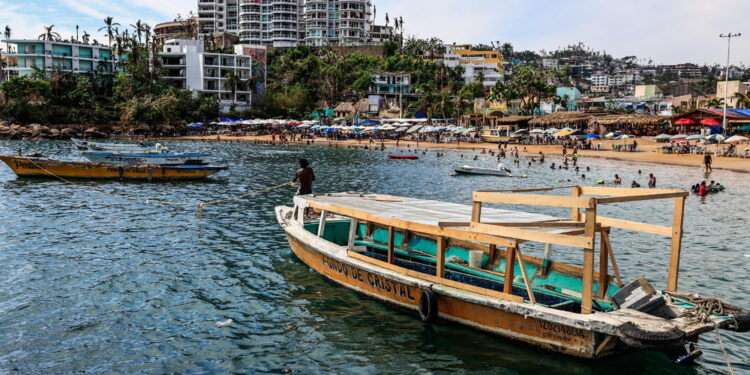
304, 219, 621, 313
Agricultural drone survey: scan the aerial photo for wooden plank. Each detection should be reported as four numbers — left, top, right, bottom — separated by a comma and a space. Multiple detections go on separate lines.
602, 230, 623, 287
476, 185, 578, 193
317, 210, 327, 237
347, 218, 359, 250
503, 246, 517, 295
571, 186, 582, 221
598, 231, 609, 299
597, 216, 672, 237
304, 200, 517, 248
436, 236, 446, 278
515, 246, 536, 305
347, 250, 524, 303
365, 221, 374, 238
473, 192, 595, 209
581, 207, 597, 314
579, 186, 688, 197
666, 197, 686, 292
595, 192, 690, 204
470, 222, 593, 248
488, 244, 497, 265
440, 219, 569, 228
471, 201, 482, 223
387, 226, 395, 264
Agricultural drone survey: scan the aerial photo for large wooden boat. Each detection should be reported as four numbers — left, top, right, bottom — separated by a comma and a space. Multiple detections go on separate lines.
0, 155, 227, 181
276, 188, 749, 359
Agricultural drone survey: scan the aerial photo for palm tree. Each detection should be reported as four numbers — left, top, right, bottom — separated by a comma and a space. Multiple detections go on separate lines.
3, 25, 10, 59
704, 97, 724, 108
82, 31, 90, 44
131, 19, 143, 44
38, 25, 61, 41
223, 70, 242, 104
99, 17, 120, 72
734, 93, 750, 109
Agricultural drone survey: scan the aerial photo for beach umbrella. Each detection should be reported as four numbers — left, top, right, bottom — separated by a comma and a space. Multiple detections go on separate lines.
187, 122, 204, 128
325, 127, 336, 132
685, 134, 704, 140
560, 127, 574, 132
583, 134, 600, 139
297, 124, 311, 129
706, 134, 726, 141
604, 132, 621, 139
555, 130, 572, 137
620, 134, 635, 139
737, 125, 750, 131
670, 134, 688, 140
725, 135, 749, 144
654, 134, 672, 140
529, 128, 545, 134
674, 118, 696, 125
513, 129, 529, 134
700, 118, 722, 126
544, 128, 559, 134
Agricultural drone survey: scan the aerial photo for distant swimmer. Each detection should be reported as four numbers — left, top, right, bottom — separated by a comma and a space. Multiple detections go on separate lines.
631, 180, 641, 188
614, 174, 622, 184
648, 173, 656, 188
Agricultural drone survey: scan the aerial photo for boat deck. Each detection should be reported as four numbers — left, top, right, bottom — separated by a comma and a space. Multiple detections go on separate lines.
295, 193, 575, 235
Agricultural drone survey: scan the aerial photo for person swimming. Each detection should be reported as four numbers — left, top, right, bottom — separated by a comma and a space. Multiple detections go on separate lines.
550, 162, 556, 169
631, 180, 641, 188
614, 174, 622, 184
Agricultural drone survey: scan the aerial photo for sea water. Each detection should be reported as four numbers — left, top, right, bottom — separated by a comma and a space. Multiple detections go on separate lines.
0, 140, 747, 374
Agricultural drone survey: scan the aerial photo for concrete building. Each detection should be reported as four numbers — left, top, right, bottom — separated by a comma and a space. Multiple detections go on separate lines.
160, 39, 253, 112
634, 84, 662, 98
369, 24, 394, 44
370, 72, 412, 97
542, 58, 558, 69
716, 80, 749, 108
238, 0, 302, 47
443, 44, 503, 89
154, 18, 198, 45
556, 87, 581, 111
304, 0, 373, 46
198, 0, 239, 35
1, 39, 116, 78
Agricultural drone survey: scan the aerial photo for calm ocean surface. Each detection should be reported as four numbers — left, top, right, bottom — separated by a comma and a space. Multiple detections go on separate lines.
0, 140, 748, 374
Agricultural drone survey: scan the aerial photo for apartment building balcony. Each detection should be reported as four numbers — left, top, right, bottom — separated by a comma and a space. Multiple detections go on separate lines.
161, 56, 186, 66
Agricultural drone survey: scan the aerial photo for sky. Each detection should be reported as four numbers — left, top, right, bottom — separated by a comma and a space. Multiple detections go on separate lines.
1, 0, 748, 66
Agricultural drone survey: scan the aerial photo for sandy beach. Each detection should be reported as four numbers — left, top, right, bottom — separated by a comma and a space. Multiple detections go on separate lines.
176, 135, 750, 173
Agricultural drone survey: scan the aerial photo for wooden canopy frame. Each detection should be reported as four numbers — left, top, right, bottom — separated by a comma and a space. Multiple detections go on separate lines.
470, 186, 688, 314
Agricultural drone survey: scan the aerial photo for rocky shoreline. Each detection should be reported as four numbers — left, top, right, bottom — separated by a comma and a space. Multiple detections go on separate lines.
0, 122, 185, 140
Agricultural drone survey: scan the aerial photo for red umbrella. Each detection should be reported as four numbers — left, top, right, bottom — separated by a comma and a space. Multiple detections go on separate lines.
674, 118, 696, 125
700, 118, 721, 126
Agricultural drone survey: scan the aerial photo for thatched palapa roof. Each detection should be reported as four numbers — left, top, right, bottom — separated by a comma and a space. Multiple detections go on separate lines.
494, 115, 533, 124
528, 112, 593, 127
592, 115, 667, 127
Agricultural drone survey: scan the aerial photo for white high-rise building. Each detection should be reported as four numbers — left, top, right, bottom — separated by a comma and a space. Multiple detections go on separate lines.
198, 0, 374, 47
305, 0, 372, 46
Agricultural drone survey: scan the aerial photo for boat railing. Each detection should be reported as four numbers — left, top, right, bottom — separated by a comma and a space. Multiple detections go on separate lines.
469, 186, 688, 314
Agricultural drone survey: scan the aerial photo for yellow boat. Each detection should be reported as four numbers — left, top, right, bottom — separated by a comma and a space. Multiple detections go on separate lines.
275, 188, 750, 360
0, 155, 227, 181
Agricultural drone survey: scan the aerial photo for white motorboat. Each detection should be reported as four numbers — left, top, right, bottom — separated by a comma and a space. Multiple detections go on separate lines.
454, 165, 511, 176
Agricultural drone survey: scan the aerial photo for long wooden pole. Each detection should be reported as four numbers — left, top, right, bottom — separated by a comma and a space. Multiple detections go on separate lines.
347, 218, 359, 251
602, 229, 623, 287
598, 230, 609, 298
581, 207, 597, 314
317, 210, 327, 237
666, 197, 686, 292
515, 246, 536, 305
571, 186, 582, 221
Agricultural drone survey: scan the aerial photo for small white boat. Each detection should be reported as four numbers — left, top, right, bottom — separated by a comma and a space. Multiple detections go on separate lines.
454, 165, 511, 176
82, 151, 211, 166
71, 138, 161, 153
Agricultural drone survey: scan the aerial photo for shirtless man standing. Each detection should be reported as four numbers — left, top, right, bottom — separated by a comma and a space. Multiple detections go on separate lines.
293, 159, 316, 195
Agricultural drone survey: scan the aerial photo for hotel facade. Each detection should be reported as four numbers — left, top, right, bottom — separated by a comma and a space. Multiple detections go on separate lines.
1, 39, 118, 78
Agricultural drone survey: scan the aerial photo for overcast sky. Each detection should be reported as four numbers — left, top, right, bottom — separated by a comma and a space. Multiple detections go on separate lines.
1, 0, 748, 65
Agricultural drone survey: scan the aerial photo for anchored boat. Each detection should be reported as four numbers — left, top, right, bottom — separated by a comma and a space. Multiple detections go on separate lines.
388, 155, 419, 160
275, 187, 749, 359
0, 155, 226, 181
81, 151, 211, 166
72, 138, 156, 152
454, 165, 511, 176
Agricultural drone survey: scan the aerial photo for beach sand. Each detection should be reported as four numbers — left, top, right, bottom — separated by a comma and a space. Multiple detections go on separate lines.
176, 135, 750, 173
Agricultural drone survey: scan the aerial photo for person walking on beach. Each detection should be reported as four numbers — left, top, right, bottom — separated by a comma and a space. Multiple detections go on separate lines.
704, 153, 713, 173
293, 159, 315, 196
648, 174, 656, 188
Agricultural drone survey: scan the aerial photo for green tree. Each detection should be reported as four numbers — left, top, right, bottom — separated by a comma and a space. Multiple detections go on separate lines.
489, 65, 559, 115
38, 25, 61, 41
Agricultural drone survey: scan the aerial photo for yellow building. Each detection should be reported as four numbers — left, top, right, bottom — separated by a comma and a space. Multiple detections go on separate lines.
716, 80, 748, 108
444, 44, 504, 89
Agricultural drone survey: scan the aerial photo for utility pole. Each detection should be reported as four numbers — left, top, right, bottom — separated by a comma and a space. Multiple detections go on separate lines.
399, 72, 403, 118
719, 33, 741, 131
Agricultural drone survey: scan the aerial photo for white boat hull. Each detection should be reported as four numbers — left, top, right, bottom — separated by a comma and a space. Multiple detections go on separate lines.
82, 152, 210, 166
454, 166, 510, 176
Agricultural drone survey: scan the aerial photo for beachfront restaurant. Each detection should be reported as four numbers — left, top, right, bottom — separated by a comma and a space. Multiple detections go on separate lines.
671, 108, 750, 135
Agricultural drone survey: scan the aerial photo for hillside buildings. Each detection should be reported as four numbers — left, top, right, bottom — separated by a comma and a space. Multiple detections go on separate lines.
154, 18, 199, 45
443, 44, 503, 89
1, 39, 118, 78
197, 0, 376, 47
159, 39, 257, 112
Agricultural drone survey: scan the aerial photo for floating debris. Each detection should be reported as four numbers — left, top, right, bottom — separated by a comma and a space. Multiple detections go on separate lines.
215, 319, 233, 328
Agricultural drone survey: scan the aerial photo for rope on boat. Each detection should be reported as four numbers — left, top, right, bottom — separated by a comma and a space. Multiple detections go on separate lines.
24, 158, 294, 216
665, 293, 736, 374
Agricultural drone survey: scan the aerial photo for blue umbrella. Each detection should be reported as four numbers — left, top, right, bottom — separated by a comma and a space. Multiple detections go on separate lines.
583, 134, 600, 139
187, 122, 204, 128
326, 127, 336, 132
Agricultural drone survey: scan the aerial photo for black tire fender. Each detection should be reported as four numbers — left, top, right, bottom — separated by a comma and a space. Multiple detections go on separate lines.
418, 289, 438, 323
731, 310, 750, 332
617, 322, 686, 351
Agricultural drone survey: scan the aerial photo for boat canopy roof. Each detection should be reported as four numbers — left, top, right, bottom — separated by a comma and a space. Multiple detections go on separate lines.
294, 193, 574, 235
